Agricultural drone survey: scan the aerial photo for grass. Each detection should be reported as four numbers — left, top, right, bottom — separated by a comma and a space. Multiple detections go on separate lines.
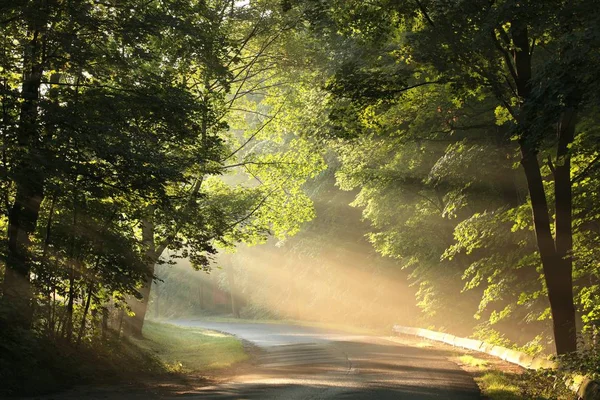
477, 371, 522, 400
458, 355, 489, 368
0, 319, 248, 397
454, 352, 572, 400
455, 354, 522, 399
475, 370, 571, 400
132, 320, 248, 373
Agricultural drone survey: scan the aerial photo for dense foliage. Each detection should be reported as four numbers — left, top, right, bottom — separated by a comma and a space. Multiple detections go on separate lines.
172, 0, 600, 357
2, 0, 600, 394
278, 0, 600, 355
0, 0, 322, 393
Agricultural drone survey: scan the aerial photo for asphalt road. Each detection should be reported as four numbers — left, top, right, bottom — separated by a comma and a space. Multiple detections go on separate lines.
167, 320, 481, 400
31, 320, 481, 400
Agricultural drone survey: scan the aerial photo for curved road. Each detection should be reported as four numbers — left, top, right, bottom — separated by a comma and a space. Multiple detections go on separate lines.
169, 320, 481, 400
32, 320, 481, 399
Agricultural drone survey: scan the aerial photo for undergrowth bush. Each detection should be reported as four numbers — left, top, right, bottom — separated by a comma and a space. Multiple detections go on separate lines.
0, 311, 165, 397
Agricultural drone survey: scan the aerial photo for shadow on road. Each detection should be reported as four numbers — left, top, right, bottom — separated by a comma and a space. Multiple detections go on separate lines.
30, 324, 483, 400
173, 339, 481, 400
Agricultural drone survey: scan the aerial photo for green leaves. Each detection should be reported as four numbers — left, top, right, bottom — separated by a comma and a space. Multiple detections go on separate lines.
282, 0, 600, 351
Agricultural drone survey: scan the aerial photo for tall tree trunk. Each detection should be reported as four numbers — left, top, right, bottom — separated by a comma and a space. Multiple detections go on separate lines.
117, 308, 125, 339
520, 149, 576, 354
3, 18, 46, 328
226, 263, 240, 318
551, 108, 578, 353
155, 281, 160, 318
125, 177, 204, 337
76, 283, 94, 346
101, 307, 109, 342
65, 261, 76, 342
126, 105, 209, 334
41, 195, 56, 334
49, 284, 57, 337
65, 198, 80, 343
126, 271, 155, 338
511, 23, 577, 354
124, 214, 157, 338
4, 184, 44, 326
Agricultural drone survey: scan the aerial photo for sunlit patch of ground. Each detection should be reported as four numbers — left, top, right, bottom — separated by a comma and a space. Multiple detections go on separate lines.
132, 321, 248, 373
451, 349, 571, 399
458, 355, 488, 368
31, 322, 253, 399
188, 316, 388, 335
383, 334, 433, 348
384, 333, 572, 399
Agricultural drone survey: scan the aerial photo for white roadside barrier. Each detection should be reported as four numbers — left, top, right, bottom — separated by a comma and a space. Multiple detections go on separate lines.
392, 325, 600, 400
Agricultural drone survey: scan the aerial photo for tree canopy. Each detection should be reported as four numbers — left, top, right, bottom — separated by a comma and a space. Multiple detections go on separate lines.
2, 0, 600, 393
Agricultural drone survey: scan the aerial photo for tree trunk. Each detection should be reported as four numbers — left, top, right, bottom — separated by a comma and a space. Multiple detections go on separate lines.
4, 183, 44, 326
65, 262, 76, 342
49, 285, 57, 337
511, 23, 577, 355
226, 263, 240, 318
125, 270, 155, 338
520, 147, 577, 354
124, 214, 157, 338
551, 108, 578, 354
124, 174, 205, 336
3, 20, 45, 329
65, 200, 80, 343
101, 307, 109, 342
155, 281, 160, 318
117, 308, 125, 339
76, 283, 94, 346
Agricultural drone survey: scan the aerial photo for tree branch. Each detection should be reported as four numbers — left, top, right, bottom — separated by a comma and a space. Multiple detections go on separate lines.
222, 100, 287, 162
222, 160, 294, 169
415, 0, 435, 27
573, 154, 600, 184
547, 155, 556, 177
492, 31, 519, 85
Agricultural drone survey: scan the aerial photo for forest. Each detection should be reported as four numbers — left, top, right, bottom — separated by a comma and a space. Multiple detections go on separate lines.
1, 0, 600, 396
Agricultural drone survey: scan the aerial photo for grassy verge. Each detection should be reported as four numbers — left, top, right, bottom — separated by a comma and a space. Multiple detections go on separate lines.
455, 354, 572, 400
1, 320, 248, 397
476, 370, 523, 400
133, 320, 248, 373
459, 355, 488, 368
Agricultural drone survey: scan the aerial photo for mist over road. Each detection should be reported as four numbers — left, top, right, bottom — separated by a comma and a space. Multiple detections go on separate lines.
170, 319, 481, 400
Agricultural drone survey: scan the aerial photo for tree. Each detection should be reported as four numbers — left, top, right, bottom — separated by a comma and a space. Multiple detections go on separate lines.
121, 0, 326, 336
1, 0, 231, 330
286, 0, 600, 354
